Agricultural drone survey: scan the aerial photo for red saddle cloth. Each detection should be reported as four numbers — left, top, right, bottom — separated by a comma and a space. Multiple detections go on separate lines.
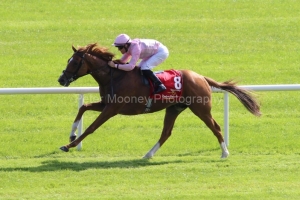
150, 69, 183, 101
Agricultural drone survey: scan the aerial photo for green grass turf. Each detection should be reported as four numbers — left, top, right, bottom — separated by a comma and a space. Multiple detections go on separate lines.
0, 0, 299, 199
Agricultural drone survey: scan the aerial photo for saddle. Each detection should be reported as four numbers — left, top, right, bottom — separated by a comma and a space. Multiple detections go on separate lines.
140, 69, 183, 112
141, 69, 183, 99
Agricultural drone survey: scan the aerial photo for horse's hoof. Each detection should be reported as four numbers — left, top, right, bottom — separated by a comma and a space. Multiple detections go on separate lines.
221, 151, 229, 158
60, 146, 69, 152
142, 153, 153, 159
70, 136, 76, 142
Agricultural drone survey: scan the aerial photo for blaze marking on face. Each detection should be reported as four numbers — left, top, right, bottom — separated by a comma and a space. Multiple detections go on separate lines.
68, 57, 73, 63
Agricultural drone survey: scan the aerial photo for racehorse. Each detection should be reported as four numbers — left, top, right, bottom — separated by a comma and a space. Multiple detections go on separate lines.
58, 43, 261, 158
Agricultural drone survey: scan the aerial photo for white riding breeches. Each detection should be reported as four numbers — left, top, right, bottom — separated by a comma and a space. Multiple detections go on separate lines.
138, 45, 169, 70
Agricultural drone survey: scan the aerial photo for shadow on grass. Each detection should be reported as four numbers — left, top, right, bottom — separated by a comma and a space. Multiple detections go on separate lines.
0, 158, 185, 172
177, 147, 220, 157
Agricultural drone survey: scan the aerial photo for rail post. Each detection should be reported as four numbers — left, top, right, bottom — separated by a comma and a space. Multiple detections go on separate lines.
77, 94, 84, 150
224, 92, 229, 147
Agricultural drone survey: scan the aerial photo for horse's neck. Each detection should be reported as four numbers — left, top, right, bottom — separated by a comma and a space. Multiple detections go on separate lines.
110, 67, 142, 85
90, 69, 110, 86
92, 67, 142, 88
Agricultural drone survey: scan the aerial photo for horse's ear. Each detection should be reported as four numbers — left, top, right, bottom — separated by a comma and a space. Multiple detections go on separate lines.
72, 45, 77, 52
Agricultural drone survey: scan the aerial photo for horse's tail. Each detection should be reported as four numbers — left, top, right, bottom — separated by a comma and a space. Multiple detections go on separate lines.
204, 77, 261, 116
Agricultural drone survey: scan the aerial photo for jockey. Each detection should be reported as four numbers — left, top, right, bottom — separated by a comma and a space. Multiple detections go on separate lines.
108, 33, 169, 94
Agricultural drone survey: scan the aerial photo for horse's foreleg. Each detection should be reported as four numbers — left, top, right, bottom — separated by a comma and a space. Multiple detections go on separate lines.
69, 121, 80, 142
61, 104, 121, 152
143, 104, 187, 159
69, 101, 106, 142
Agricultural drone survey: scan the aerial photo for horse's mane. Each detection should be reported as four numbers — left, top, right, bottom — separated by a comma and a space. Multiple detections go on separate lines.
76, 43, 115, 61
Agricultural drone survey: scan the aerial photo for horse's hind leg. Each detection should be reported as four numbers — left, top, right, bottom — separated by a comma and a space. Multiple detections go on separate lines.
189, 104, 229, 158
69, 101, 106, 142
143, 104, 187, 159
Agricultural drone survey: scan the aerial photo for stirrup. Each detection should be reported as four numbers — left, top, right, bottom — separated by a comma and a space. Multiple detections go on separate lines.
154, 84, 166, 94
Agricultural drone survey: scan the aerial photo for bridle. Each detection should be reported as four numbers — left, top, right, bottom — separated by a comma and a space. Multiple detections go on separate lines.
61, 52, 87, 85
61, 51, 115, 89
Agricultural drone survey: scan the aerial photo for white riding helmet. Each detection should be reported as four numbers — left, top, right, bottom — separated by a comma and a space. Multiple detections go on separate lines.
112, 34, 131, 46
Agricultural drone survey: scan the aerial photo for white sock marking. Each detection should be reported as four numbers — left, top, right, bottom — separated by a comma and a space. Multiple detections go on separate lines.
70, 121, 79, 137
143, 142, 161, 159
220, 142, 229, 158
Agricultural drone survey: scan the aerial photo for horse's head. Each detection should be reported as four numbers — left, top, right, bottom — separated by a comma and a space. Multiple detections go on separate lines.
58, 43, 115, 87
58, 45, 90, 87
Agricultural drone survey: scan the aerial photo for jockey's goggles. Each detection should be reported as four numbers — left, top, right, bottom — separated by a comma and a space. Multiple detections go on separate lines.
116, 46, 124, 50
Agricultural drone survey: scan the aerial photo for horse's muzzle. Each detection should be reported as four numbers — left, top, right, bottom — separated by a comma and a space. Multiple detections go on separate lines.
58, 74, 70, 87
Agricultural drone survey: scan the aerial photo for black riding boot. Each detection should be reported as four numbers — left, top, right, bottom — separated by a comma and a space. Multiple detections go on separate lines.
142, 70, 166, 94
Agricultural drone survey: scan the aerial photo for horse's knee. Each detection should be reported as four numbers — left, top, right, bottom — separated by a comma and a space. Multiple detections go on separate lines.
79, 104, 88, 111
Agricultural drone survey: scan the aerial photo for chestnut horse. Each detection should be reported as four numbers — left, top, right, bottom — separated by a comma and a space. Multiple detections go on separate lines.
58, 43, 260, 158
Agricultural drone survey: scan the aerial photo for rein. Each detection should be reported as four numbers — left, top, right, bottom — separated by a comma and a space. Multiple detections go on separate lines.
110, 67, 114, 97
